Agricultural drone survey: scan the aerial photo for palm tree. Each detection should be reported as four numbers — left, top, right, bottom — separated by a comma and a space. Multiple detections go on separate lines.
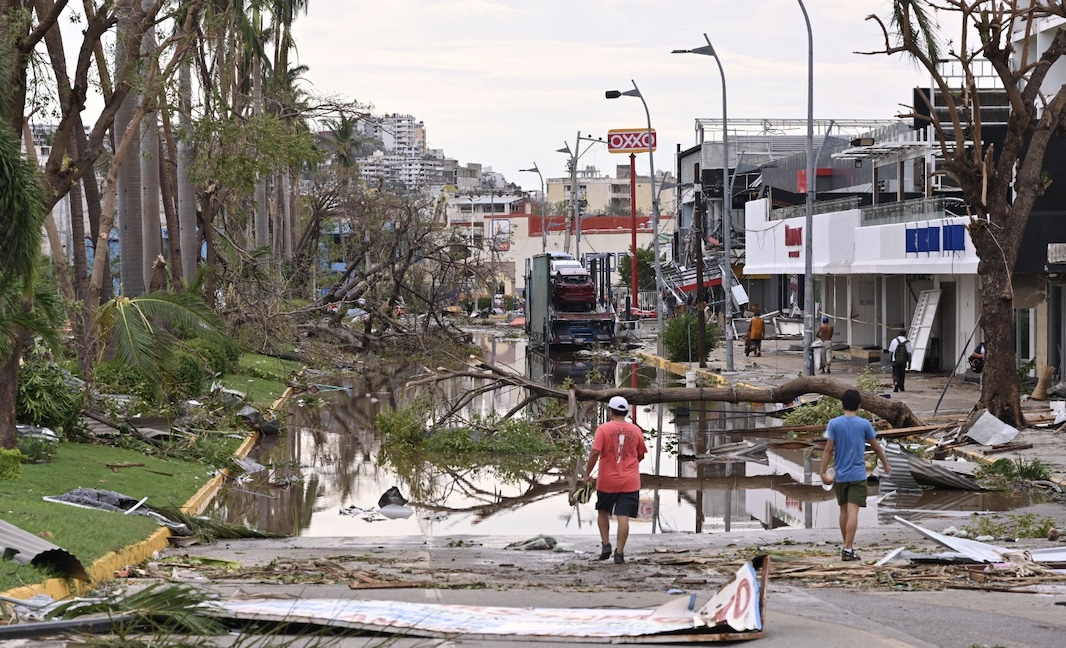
322, 113, 364, 172
0, 105, 61, 449
140, 0, 164, 291
115, 0, 146, 297
176, 56, 198, 285
252, 3, 270, 253
92, 290, 229, 400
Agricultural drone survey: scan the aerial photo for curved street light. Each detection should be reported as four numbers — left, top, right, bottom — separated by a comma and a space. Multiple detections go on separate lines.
798, 0, 815, 376
519, 165, 546, 253
672, 34, 732, 372
605, 81, 665, 356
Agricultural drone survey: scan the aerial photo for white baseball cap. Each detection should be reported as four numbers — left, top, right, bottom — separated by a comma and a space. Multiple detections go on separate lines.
608, 396, 629, 412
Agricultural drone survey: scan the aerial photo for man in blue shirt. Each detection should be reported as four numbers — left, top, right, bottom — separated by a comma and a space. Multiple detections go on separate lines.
819, 389, 891, 562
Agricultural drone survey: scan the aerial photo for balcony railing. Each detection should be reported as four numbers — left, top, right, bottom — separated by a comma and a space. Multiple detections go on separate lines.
860, 196, 968, 226
769, 196, 861, 221
768, 195, 970, 226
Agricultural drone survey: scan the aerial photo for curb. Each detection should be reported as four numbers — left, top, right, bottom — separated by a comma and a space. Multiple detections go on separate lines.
2, 431, 260, 602
2, 363, 307, 602
635, 352, 724, 386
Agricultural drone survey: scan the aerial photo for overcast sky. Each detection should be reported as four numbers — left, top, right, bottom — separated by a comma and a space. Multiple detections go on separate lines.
291, 0, 930, 191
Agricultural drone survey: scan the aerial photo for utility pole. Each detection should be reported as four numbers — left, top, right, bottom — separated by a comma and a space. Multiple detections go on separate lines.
629, 152, 638, 317
694, 164, 707, 367
572, 131, 581, 261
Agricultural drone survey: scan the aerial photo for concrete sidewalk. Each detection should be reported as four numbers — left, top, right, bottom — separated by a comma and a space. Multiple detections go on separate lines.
651, 335, 1066, 487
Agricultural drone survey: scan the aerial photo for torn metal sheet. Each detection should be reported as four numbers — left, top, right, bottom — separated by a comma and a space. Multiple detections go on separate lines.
43, 488, 191, 535
205, 558, 769, 643
875, 547, 991, 566
0, 519, 89, 581
964, 410, 1020, 447
232, 457, 266, 474
894, 516, 1009, 563
1029, 547, 1066, 563
881, 444, 923, 492
881, 443, 984, 491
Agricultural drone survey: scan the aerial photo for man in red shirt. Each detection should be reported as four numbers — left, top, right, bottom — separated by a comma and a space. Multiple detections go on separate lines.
582, 396, 648, 564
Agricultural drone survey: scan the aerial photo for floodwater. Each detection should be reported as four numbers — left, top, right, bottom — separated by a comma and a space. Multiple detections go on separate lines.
210, 333, 1040, 539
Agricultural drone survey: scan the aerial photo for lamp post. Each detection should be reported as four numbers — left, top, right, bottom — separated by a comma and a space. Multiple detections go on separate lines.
605, 81, 664, 356
519, 165, 546, 253
673, 33, 732, 371
798, 0, 815, 376
468, 193, 476, 249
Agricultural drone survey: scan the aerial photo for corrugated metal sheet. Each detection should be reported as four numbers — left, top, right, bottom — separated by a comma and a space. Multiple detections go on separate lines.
0, 519, 89, 581
882, 442, 984, 492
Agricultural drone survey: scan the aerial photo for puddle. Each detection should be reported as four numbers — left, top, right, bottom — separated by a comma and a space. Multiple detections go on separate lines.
210, 334, 1046, 538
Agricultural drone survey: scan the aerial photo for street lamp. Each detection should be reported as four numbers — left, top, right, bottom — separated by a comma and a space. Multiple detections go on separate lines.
519, 165, 546, 253
673, 33, 733, 372
605, 81, 665, 356
798, 0, 815, 376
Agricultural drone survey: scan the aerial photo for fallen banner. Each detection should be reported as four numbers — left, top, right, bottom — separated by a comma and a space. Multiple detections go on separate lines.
206, 556, 770, 642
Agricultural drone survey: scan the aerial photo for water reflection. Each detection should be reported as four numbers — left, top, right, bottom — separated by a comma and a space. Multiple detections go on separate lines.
209, 333, 1041, 538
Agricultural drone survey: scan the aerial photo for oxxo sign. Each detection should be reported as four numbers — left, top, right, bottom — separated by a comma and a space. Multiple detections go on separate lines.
607, 128, 656, 154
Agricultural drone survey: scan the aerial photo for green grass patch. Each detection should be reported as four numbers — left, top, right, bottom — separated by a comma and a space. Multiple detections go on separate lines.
974, 457, 1054, 484
0, 442, 214, 592
216, 353, 304, 406
963, 512, 1058, 539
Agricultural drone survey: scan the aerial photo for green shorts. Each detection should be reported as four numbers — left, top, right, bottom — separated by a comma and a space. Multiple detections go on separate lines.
834, 480, 868, 507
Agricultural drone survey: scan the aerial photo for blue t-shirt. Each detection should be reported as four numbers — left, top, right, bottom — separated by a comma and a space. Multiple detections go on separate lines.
825, 414, 876, 482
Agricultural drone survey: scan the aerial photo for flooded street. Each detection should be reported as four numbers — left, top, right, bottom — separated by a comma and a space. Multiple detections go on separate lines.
211, 333, 1038, 539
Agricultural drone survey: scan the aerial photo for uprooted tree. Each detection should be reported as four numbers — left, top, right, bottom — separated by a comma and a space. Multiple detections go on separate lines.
308, 185, 497, 353
409, 359, 925, 430
866, 1, 1066, 427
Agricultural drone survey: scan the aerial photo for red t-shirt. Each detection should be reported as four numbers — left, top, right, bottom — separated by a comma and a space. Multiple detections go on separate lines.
592, 420, 647, 493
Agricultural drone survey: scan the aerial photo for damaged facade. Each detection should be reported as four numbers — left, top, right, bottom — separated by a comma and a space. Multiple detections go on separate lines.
676, 16, 1066, 380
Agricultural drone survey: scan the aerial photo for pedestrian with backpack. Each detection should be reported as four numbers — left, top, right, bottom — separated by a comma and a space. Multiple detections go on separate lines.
888, 329, 912, 392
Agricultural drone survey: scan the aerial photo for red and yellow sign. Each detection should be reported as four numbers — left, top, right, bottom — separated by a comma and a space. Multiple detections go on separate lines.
607, 128, 656, 154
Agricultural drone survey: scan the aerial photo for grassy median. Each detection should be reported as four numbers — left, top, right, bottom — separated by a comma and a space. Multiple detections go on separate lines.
0, 352, 301, 593
0, 442, 220, 592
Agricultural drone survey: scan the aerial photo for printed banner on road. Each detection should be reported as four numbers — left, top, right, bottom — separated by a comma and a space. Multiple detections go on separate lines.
206, 559, 768, 641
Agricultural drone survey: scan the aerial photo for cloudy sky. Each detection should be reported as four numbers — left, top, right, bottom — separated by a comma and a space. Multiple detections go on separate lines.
292, 1, 931, 190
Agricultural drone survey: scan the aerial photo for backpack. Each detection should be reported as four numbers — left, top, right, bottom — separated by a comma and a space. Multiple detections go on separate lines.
893, 337, 909, 365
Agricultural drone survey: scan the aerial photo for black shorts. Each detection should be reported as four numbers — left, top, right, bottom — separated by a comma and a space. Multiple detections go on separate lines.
595, 491, 639, 517
834, 480, 868, 507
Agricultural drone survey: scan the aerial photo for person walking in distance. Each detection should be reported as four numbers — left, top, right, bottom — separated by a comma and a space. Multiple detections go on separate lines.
582, 396, 647, 564
816, 315, 834, 373
888, 329, 912, 392
745, 305, 765, 357
819, 389, 891, 562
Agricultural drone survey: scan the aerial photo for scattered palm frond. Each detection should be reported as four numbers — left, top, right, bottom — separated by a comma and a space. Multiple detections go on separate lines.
154, 507, 286, 542
46, 583, 222, 637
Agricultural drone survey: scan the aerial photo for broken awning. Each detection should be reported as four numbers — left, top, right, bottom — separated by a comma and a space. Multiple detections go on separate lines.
205, 558, 769, 642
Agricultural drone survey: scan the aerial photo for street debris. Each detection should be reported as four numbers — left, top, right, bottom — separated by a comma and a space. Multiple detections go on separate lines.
505, 535, 558, 551
881, 442, 984, 492
144, 556, 427, 590
963, 409, 1020, 447
0, 519, 89, 581
201, 557, 770, 642
377, 486, 409, 507
43, 488, 192, 536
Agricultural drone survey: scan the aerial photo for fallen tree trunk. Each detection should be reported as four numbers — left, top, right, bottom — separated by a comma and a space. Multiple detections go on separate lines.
412, 361, 924, 429
568, 377, 923, 428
